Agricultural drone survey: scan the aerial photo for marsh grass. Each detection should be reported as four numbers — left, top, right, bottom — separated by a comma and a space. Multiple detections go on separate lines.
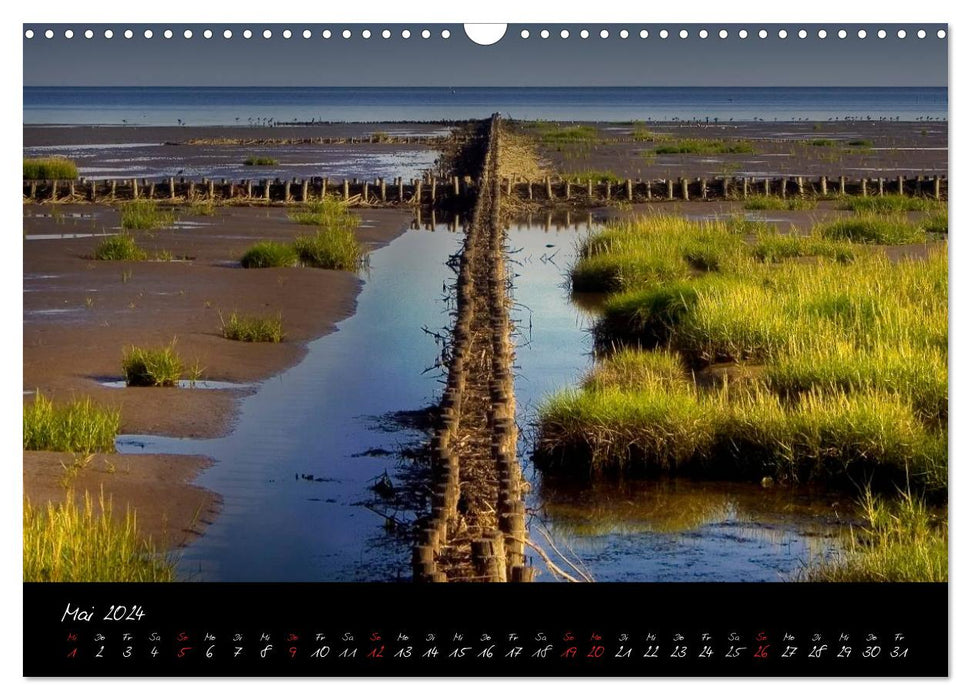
23, 491, 175, 582
219, 312, 285, 343
23, 393, 120, 453
532, 124, 599, 144
23, 157, 79, 180
743, 196, 816, 211
293, 228, 368, 271
803, 491, 947, 582
288, 196, 358, 228
120, 201, 175, 230
243, 155, 279, 166
240, 241, 298, 268
923, 211, 948, 234
838, 194, 940, 214
654, 139, 755, 155
816, 214, 928, 244
808, 138, 837, 147
94, 233, 148, 261
121, 341, 186, 387
540, 214, 947, 493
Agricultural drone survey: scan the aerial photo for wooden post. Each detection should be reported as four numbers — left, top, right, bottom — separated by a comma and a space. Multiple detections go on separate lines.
797, 176, 804, 197
68, 180, 75, 199
645, 179, 652, 200
301, 180, 309, 202
914, 176, 923, 197
861, 178, 868, 197
666, 179, 674, 200
722, 177, 730, 200
130, 179, 138, 199
587, 179, 594, 198
564, 180, 571, 199
429, 178, 436, 204
878, 177, 884, 196
168, 177, 176, 201
604, 180, 611, 202
545, 176, 553, 200
396, 178, 403, 202
283, 181, 290, 202
699, 178, 707, 200
505, 178, 512, 197
414, 179, 421, 204
245, 181, 253, 199
526, 180, 533, 200
89, 180, 97, 202
934, 176, 941, 201
148, 182, 155, 199
897, 175, 905, 196
48, 180, 58, 202
742, 177, 749, 199
379, 178, 386, 202
819, 176, 827, 196
779, 178, 787, 199
263, 181, 270, 201
363, 180, 370, 202
343, 179, 350, 202
763, 178, 770, 196
681, 178, 689, 201
626, 179, 633, 201
110, 180, 117, 199
839, 176, 846, 196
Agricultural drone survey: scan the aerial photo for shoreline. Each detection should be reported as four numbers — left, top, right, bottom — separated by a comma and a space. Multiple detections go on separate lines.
23, 202, 415, 548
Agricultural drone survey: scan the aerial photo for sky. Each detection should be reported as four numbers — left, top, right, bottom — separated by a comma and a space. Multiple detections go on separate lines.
23, 23, 948, 87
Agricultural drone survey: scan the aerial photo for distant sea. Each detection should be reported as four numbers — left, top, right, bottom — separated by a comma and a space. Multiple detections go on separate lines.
23, 86, 947, 126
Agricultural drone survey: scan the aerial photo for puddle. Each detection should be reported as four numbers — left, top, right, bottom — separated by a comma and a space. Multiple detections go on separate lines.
113, 216, 846, 582
101, 379, 255, 390
25, 232, 115, 241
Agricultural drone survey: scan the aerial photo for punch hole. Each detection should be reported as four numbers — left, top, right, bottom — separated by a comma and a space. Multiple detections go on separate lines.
464, 24, 506, 46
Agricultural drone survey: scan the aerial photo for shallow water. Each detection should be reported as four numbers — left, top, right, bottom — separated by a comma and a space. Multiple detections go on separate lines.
116, 215, 845, 582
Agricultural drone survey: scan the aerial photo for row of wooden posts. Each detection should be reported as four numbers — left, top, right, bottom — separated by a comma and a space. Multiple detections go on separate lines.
24, 173, 947, 206
413, 115, 533, 584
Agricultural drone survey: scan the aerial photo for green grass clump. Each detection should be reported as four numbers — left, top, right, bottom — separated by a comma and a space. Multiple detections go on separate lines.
240, 241, 298, 268
541, 213, 947, 493
743, 196, 816, 211
293, 229, 367, 271
120, 201, 175, 230
533, 124, 599, 144
838, 195, 939, 214
243, 155, 279, 166
220, 312, 285, 343
24, 492, 175, 582
23, 393, 120, 453
94, 233, 148, 261
121, 342, 186, 387
816, 215, 928, 244
804, 492, 947, 582
288, 196, 359, 228
923, 211, 948, 234
808, 138, 837, 147
752, 232, 855, 263
847, 139, 873, 148
23, 157, 79, 180
654, 139, 755, 155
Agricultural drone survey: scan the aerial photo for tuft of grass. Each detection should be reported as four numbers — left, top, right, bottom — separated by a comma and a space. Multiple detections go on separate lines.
240, 241, 298, 269
243, 155, 279, 166
293, 229, 368, 271
743, 196, 816, 211
752, 232, 855, 263
121, 341, 185, 387
188, 200, 217, 216
219, 312, 285, 343
816, 214, 928, 244
94, 233, 148, 261
24, 157, 79, 180
923, 211, 948, 234
808, 138, 837, 147
23, 491, 175, 582
654, 139, 755, 155
533, 124, 599, 144
847, 139, 873, 148
288, 196, 358, 228
23, 393, 120, 453
803, 491, 947, 582
838, 195, 940, 214
120, 201, 175, 230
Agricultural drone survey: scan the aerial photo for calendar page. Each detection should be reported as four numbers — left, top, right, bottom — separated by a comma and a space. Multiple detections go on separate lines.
20, 18, 948, 678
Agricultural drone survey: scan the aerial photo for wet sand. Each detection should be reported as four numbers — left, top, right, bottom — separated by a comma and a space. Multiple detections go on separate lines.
23, 202, 414, 545
519, 120, 947, 179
